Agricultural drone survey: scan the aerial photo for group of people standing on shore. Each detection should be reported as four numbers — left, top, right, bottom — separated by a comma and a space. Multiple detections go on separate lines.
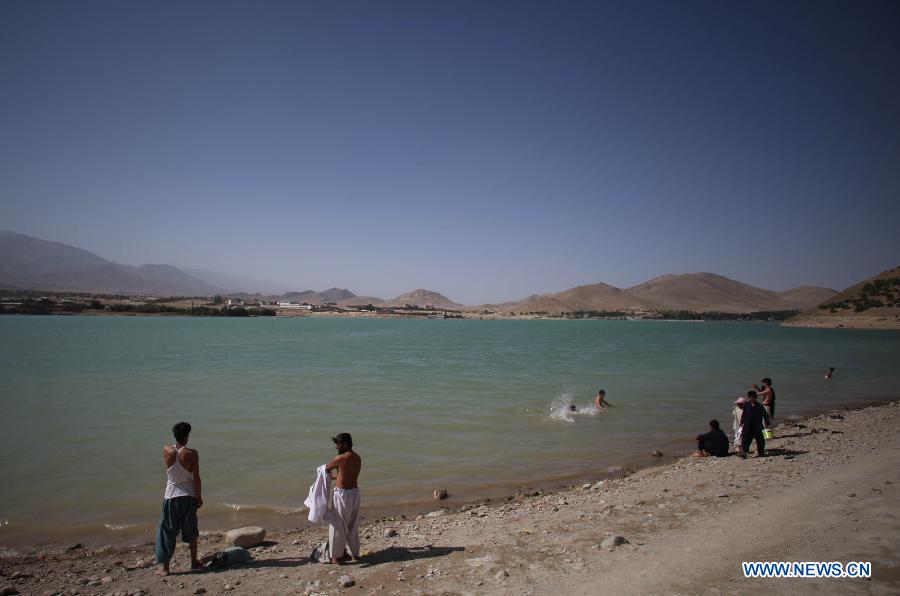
696, 378, 775, 458
154, 423, 362, 576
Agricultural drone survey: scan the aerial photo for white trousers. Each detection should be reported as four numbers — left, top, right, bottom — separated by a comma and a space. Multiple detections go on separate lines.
329, 487, 360, 559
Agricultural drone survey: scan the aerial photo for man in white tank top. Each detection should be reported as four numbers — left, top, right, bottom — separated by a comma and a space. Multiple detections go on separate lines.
155, 422, 203, 575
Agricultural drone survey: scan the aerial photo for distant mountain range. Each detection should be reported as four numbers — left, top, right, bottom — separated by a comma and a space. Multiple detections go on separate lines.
1, 231, 840, 313
476, 273, 836, 314
0, 231, 223, 296
181, 267, 301, 296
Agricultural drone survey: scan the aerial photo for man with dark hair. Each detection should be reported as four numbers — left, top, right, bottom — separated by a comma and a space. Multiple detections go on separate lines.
325, 432, 362, 564
156, 422, 203, 576
753, 378, 776, 422
740, 391, 771, 458
695, 419, 729, 457
594, 389, 611, 409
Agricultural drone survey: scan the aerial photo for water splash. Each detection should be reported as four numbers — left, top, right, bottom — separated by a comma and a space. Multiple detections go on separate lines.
549, 390, 577, 422
549, 390, 602, 422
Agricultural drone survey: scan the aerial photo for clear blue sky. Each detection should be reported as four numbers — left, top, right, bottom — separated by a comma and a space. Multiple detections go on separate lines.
2, 0, 898, 304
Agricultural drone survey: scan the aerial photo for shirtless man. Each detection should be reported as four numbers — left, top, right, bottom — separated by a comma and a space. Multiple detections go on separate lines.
594, 389, 611, 409
155, 422, 203, 575
753, 378, 776, 422
325, 433, 362, 564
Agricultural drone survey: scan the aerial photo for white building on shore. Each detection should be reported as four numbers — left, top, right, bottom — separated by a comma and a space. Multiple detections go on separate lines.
276, 302, 312, 310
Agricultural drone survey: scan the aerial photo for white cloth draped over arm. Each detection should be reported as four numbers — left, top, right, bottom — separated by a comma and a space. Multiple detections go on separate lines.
304, 464, 331, 523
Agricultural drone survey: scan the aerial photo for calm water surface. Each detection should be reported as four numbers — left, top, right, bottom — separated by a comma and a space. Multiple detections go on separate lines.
1, 316, 899, 546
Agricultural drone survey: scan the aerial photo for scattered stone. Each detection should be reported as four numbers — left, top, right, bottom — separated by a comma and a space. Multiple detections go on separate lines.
607, 466, 622, 474
201, 547, 253, 569
7, 573, 31, 581
1, 587, 19, 596
100, 576, 113, 584
136, 558, 154, 569
194, 589, 206, 594
433, 489, 448, 500
425, 509, 447, 517
600, 535, 629, 549
225, 527, 266, 548
847, 493, 856, 498
582, 483, 592, 489
465, 555, 494, 567
67, 543, 83, 551
652, 450, 663, 457
494, 569, 509, 580
223, 584, 235, 591
338, 574, 354, 587
717, 493, 729, 498
384, 528, 398, 538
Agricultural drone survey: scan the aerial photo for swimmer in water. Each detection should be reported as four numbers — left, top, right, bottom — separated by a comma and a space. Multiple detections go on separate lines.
569, 404, 577, 412
825, 367, 834, 379
594, 389, 611, 409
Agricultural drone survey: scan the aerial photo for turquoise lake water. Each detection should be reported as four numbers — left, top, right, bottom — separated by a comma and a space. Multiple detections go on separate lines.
1, 316, 899, 547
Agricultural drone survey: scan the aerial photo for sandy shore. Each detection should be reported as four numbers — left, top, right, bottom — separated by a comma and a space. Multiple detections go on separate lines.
3, 401, 899, 595
782, 315, 900, 330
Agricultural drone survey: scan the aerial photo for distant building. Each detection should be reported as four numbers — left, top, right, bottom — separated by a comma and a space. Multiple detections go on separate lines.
277, 301, 312, 310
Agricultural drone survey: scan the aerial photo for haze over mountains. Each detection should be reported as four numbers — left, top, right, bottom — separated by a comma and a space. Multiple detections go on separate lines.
0, 231, 222, 296
1, 231, 839, 313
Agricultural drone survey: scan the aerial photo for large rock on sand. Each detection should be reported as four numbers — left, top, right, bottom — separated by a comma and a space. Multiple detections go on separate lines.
225, 526, 266, 548
600, 535, 628, 550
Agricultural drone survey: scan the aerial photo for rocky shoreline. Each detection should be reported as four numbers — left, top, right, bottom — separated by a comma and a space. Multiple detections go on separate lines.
3, 400, 899, 595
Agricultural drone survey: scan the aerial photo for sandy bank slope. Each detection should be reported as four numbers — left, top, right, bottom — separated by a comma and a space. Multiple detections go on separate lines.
2, 402, 898, 595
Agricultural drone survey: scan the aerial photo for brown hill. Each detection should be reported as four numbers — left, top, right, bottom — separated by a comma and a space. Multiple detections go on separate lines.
506, 283, 656, 314
777, 286, 838, 311
338, 295, 386, 307
384, 289, 465, 310
785, 266, 900, 329
625, 273, 791, 313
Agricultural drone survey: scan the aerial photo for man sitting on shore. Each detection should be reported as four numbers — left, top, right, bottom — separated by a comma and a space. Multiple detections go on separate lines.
695, 419, 729, 457
325, 433, 362, 565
